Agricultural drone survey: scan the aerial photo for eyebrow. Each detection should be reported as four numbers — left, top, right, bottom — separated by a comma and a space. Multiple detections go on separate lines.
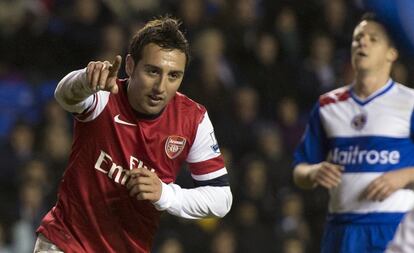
354, 31, 383, 38
169, 70, 184, 75
143, 64, 184, 74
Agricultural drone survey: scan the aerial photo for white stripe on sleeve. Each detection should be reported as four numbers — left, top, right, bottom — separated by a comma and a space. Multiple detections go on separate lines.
186, 112, 221, 163
54, 68, 110, 121
191, 167, 227, 181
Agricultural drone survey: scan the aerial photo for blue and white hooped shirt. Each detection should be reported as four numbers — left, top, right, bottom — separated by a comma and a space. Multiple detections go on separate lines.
294, 79, 414, 223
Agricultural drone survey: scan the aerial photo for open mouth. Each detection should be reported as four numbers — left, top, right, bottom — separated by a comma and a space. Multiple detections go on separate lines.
357, 51, 367, 57
148, 95, 163, 105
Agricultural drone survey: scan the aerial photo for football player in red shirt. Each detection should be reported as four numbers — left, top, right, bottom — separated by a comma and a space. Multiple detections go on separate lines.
34, 16, 232, 253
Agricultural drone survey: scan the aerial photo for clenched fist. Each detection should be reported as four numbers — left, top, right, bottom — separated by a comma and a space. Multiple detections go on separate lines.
126, 167, 162, 202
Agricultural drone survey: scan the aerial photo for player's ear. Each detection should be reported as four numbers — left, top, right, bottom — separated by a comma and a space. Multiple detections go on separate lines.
387, 47, 398, 62
125, 54, 135, 77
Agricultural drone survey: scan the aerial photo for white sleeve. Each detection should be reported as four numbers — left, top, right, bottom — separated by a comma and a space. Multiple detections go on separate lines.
55, 68, 110, 121
152, 111, 232, 219
186, 112, 221, 163
152, 182, 232, 219
385, 211, 414, 253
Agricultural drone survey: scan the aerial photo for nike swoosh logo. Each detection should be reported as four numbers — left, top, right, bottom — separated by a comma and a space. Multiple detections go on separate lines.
114, 114, 137, 126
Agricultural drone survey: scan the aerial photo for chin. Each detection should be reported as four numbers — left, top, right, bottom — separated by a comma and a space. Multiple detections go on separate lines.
353, 62, 369, 72
145, 106, 163, 115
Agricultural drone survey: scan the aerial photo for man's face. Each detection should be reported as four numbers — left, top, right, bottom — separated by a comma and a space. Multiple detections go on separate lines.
351, 20, 397, 73
125, 43, 186, 115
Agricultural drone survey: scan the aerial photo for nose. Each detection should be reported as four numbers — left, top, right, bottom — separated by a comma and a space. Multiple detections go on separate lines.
359, 35, 369, 47
153, 75, 167, 94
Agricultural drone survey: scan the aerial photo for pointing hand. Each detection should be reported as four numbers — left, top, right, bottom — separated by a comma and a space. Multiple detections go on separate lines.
86, 55, 122, 94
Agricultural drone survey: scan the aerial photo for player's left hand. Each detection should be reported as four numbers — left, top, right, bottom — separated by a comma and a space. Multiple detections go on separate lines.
361, 168, 414, 201
126, 167, 162, 202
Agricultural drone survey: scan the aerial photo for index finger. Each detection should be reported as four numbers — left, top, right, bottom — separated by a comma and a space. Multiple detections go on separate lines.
109, 55, 122, 77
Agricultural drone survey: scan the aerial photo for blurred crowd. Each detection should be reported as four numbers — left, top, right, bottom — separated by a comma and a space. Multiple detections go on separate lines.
1, 0, 414, 253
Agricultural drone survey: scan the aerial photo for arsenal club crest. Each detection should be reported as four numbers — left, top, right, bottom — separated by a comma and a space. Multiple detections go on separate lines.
351, 113, 367, 130
165, 136, 186, 159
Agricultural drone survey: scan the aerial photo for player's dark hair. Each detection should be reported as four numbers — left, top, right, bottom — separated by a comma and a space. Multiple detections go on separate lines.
359, 12, 396, 48
128, 16, 190, 68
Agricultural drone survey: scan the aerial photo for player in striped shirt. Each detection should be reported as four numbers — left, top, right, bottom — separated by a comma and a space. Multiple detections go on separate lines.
293, 13, 414, 253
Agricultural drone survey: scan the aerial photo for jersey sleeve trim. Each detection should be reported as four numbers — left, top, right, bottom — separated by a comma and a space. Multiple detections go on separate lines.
186, 112, 222, 163
293, 102, 328, 167
74, 94, 97, 121
188, 156, 225, 175
74, 91, 110, 122
193, 174, 229, 187
191, 167, 227, 181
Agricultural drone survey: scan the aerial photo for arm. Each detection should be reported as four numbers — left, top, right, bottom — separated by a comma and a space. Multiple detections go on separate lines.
127, 112, 232, 219
293, 163, 317, 189
54, 56, 121, 113
154, 180, 232, 218
126, 166, 232, 219
361, 167, 414, 201
293, 103, 343, 190
294, 162, 343, 190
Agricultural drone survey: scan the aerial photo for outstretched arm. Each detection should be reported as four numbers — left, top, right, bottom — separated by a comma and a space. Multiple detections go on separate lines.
54, 56, 121, 113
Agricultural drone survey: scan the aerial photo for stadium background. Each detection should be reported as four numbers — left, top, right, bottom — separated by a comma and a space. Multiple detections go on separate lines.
1, 0, 414, 252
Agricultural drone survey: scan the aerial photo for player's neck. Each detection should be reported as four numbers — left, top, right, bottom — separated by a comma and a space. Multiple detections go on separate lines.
353, 71, 391, 99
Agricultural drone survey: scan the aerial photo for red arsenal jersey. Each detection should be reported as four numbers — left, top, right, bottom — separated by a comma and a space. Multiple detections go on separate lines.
37, 79, 225, 252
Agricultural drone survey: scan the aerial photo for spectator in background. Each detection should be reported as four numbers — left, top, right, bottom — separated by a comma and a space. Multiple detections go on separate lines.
210, 224, 237, 253
64, 0, 112, 69
35, 100, 72, 195
216, 86, 261, 158
298, 32, 340, 111
0, 122, 36, 186
225, 0, 259, 68
275, 97, 305, 155
19, 160, 50, 195
0, 222, 11, 253
96, 23, 127, 62
39, 100, 70, 130
156, 235, 184, 253
273, 6, 301, 65
235, 200, 275, 253
282, 236, 306, 253
255, 126, 293, 191
12, 181, 47, 253
274, 191, 310, 252
104, 0, 161, 23
238, 157, 277, 224
176, 0, 206, 41
183, 27, 235, 123
322, 0, 354, 51
245, 32, 291, 117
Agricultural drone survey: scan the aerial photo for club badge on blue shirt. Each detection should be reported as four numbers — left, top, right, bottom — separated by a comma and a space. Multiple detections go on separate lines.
351, 113, 367, 130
